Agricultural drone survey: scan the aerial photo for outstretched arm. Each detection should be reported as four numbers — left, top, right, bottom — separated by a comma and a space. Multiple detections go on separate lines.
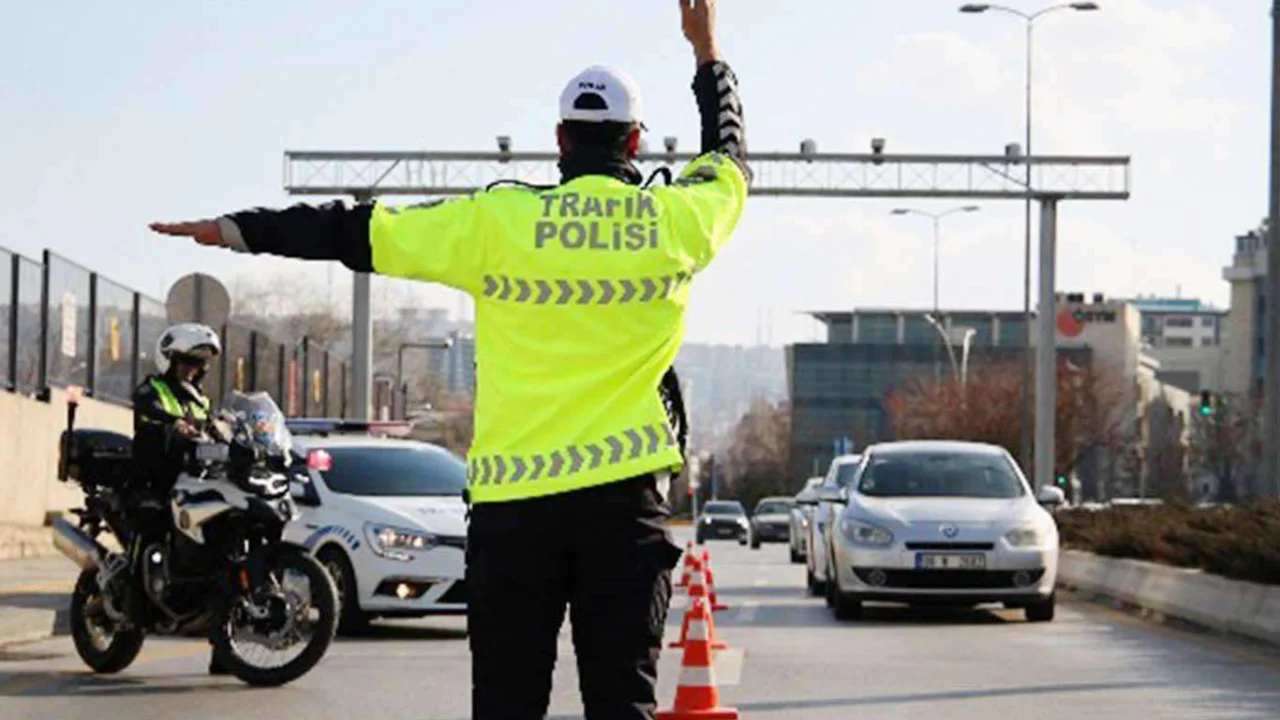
150, 201, 375, 272
151, 195, 491, 295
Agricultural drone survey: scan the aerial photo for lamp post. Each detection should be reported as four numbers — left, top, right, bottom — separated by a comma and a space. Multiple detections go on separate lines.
959, 1, 1101, 478
890, 205, 981, 313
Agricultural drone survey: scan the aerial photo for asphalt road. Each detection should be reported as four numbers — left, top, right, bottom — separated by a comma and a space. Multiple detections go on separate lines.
3, 528, 1280, 719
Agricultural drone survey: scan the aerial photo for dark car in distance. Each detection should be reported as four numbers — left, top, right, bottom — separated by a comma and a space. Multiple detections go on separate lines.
695, 501, 750, 545
749, 497, 796, 549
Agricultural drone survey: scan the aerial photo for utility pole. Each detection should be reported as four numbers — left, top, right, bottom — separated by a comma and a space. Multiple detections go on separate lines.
1264, 0, 1280, 497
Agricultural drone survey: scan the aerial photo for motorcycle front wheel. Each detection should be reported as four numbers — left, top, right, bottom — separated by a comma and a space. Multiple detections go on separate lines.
69, 569, 146, 674
211, 547, 337, 687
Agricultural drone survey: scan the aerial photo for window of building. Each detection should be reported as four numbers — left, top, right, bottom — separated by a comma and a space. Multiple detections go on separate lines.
1165, 337, 1193, 348
1165, 317, 1194, 328
858, 314, 898, 344
903, 316, 938, 345
1200, 337, 1216, 347
1201, 317, 1216, 327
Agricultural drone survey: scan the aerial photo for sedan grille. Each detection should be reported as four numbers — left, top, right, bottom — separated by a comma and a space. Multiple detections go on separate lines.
854, 568, 1045, 589
904, 542, 995, 551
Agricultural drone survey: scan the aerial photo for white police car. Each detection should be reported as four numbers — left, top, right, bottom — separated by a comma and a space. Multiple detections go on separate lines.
285, 420, 469, 634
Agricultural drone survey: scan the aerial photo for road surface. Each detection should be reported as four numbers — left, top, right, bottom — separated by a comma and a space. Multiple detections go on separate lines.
2, 528, 1279, 719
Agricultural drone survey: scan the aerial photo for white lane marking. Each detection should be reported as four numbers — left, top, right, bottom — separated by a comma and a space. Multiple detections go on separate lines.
736, 599, 760, 624
753, 578, 769, 587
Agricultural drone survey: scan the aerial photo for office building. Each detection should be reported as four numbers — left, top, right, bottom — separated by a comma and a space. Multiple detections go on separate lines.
1128, 296, 1227, 392
789, 296, 1192, 500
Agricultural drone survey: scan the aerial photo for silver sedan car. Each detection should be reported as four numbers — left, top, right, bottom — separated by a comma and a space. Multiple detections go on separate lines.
822, 441, 1063, 623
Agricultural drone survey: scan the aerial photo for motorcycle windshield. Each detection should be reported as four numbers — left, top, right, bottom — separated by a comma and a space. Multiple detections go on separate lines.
225, 391, 293, 458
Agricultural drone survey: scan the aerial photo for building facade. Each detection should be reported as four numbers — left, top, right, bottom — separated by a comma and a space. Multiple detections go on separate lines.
1127, 296, 1227, 392
1223, 221, 1268, 398
789, 297, 1193, 501
789, 308, 1053, 480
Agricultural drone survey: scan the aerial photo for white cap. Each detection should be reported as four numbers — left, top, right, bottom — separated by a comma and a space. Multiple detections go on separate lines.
559, 66, 644, 126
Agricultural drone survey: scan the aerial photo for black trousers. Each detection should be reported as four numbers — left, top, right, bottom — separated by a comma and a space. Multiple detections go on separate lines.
467, 475, 683, 720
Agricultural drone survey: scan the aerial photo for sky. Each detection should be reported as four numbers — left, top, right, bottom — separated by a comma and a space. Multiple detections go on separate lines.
0, 0, 1270, 346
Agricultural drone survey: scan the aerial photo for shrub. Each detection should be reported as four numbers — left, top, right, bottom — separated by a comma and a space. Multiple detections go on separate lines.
1056, 501, 1280, 585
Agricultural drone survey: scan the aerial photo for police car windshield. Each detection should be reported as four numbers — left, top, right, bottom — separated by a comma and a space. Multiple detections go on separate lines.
703, 501, 745, 516
857, 451, 1025, 499
318, 446, 466, 497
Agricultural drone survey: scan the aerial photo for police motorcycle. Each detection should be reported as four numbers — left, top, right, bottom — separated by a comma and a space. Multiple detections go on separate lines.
52, 389, 337, 686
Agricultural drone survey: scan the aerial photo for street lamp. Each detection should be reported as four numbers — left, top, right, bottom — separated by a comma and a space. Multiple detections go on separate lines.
890, 206, 981, 313
958, 0, 1101, 478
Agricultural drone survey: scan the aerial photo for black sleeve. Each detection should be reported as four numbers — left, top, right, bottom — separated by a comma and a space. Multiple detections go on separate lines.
225, 201, 375, 272
692, 60, 748, 175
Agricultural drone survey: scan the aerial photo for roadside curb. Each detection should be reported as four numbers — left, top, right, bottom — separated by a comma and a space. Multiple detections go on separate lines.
0, 607, 59, 648
1057, 549, 1280, 648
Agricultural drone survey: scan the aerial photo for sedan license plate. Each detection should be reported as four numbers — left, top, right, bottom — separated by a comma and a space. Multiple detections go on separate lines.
915, 553, 986, 570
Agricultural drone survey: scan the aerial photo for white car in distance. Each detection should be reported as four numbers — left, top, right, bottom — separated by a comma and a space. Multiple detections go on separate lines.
803, 454, 862, 597
789, 477, 824, 564
285, 421, 469, 634
822, 441, 1064, 623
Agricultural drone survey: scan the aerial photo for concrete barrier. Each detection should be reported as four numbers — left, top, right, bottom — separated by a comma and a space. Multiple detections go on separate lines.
1058, 549, 1280, 647
0, 388, 132, 558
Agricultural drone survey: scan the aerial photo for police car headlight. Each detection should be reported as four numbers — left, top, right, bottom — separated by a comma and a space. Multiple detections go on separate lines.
364, 523, 437, 562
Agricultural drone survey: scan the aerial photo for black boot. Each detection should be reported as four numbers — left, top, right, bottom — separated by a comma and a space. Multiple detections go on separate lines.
208, 650, 231, 676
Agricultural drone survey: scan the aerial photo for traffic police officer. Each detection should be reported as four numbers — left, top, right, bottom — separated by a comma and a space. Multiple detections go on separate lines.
130, 322, 228, 675
150, 1, 747, 715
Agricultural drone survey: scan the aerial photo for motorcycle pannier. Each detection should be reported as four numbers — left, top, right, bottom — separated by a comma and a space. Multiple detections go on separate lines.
59, 429, 133, 487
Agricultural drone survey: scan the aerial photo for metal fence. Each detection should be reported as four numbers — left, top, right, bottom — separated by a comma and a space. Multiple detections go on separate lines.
1, 245, 351, 417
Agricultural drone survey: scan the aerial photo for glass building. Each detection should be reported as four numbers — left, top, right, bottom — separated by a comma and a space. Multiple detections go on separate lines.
787, 309, 1087, 480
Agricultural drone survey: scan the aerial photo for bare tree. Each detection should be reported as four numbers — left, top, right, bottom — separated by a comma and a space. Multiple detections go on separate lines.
886, 360, 1137, 496
720, 398, 792, 511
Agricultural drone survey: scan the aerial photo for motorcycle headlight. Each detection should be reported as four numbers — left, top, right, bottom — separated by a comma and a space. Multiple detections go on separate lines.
1004, 525, 1045, 548
364, 523, 437, 562
839, 518, 894, 547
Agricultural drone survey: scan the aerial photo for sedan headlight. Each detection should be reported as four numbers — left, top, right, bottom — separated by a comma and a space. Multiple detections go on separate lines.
1004, 525, 1046, 548
839, 518, 894, 547
364, 523, 437, 562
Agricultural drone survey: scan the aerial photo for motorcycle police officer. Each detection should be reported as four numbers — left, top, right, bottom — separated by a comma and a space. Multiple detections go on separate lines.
150, 1, 746, 715
131, 322, 227, 674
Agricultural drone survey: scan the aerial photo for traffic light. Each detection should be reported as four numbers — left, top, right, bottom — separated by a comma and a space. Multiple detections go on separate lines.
1055, 474, 1068, 487
1198, 390, 1214, 418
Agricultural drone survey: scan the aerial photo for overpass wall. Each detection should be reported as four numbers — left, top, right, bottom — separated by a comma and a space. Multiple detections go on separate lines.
0, 389, 131, 556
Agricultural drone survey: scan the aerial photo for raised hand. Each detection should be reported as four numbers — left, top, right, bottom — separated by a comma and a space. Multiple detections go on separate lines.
680, 0, 721, 65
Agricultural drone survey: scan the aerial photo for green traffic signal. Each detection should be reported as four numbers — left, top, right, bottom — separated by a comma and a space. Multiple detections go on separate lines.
1055, 475, 1068, 486
1198, 390, 1213, 417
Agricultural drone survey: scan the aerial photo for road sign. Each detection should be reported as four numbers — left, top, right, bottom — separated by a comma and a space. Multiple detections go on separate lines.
166, 273, 231, 328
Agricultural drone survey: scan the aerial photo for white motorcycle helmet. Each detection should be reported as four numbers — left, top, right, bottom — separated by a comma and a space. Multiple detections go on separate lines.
155, 323, 222, 375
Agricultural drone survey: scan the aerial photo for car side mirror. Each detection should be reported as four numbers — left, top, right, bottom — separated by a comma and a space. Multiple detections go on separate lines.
817, 486, 846, 503
1037, 485, 1066, 509
794, 496, 818, 507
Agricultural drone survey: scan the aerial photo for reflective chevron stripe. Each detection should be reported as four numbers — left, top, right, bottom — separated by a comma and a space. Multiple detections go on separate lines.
466, 423, 678, 488
481, 273, 692, 305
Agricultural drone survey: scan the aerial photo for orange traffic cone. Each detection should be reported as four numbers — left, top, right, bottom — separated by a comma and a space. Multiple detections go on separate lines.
670, 562, 729, 650
657, 596, 739, 720
701, 551, 728, 612
677, 542, 697, 588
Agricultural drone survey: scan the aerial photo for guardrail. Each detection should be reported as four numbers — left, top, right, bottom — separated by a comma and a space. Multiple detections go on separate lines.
1, 244, 350, 417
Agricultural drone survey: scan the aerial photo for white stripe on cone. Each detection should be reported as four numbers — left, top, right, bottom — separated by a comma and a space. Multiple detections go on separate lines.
676, 664, 716, 687
687, 618, 709, 642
